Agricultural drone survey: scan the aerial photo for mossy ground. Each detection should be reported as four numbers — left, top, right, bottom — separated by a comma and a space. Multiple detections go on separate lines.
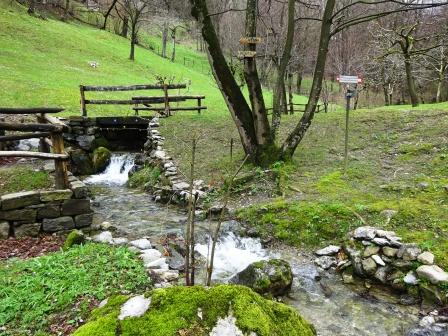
0, 164, 52, 194
74, 285, 316, 336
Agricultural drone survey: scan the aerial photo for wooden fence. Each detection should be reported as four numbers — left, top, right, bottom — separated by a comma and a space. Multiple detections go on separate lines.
79, 83, 207, 117
0, 107, 70, 189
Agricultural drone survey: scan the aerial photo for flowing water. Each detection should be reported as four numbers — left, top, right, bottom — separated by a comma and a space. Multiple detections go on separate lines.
86, 154, 420, 336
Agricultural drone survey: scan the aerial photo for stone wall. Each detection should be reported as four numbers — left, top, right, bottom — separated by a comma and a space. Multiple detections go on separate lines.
314, 226, 448, 305
137, 118, 208, 206
0, 175, 92, 239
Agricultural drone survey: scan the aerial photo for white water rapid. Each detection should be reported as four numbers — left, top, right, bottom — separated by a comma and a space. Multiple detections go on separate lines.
195, 232, 269, 281
85, 154, 135, 186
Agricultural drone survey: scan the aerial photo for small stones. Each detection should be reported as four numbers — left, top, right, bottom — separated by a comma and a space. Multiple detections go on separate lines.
342, 272, 354, 284
353, 226, 377, 240
371, 254, 386, 266
315, 245, 340, 256
383, 247, 399, 257
397, 244, 421, 261
403, 271, 419, 285
417, 251, 435, 265
118, 295, 151, 320
140, 249, 162, 264
363, 245, 380, 257
130, 238, 152, 250
416, 265, 448, 284
371, 237, 389, 246
93, 231, 113, 244
314, 256, 337, 270
145, 258, 168, 270
111, 237, 129, 246
362, 257, 377, 275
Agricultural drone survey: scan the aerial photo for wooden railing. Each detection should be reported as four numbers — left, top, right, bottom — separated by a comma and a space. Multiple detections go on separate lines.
79, 83, 207, 117
0, 107, 70, 189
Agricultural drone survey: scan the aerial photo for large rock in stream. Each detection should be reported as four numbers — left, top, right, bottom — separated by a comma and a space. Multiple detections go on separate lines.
72, 285, 316, 336
229, 259, 293, 296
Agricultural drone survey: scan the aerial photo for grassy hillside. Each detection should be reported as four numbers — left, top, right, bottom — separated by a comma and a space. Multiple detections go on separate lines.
1, 1, 447, 267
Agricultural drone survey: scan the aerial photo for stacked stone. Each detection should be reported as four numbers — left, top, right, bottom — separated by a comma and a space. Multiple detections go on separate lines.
0, 177, 93, 239
63, 117, 99, 151
92, 230, 179, 287
142, 118, 207, 205
314, 226, 448, 305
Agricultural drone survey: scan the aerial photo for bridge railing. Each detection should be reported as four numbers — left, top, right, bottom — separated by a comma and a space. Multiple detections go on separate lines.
0, 107, 70, 189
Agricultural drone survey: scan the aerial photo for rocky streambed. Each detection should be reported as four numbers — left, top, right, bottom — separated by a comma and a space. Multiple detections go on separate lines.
82, 155, 440, 336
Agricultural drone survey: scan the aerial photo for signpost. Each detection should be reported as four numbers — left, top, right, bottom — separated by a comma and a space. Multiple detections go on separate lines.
239, 37, 263, 44
237, 51, 257, 59
337, 75, 362, 174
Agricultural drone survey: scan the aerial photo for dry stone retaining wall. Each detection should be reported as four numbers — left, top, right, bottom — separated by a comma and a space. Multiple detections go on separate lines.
0, 174, 92, 239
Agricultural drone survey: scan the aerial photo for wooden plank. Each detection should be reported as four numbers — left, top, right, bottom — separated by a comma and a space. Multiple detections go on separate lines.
82, 84, 187, 92
42, 114, 70, 131
0, 122, 63, 132
0, 107, 64, 114
0, 151, 68, 160
0, 132, 52, 143
133, 106, 207, 112
239, 37, 263, 44
132, 95, 206, 102
238, 51, 257, 58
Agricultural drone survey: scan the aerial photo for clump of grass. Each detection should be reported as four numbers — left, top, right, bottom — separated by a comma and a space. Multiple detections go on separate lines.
0, 243, 151, 334
128, 166, 161, 189
0, 166, 52, 194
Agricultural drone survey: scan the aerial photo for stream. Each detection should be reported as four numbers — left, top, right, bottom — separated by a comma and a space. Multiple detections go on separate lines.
85, 154, 420, 336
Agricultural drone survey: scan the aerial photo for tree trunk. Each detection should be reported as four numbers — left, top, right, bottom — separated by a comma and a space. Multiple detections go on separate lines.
288, 72, 294, 114
171, 30, 176, 62
162, 22, 168, 58
102, 0, 118, 30
436, 55, 446, 103
121, 16, 128, 38
189, 0, 260, 161
404, 53, 419, 107
28, 0, 36, 14
243, 0, 273, 149
130, 24, 136, 60
281, 0, 336, 159
383, 86, 390, 106
271, 0, 295, 137
296, 70, 303, 94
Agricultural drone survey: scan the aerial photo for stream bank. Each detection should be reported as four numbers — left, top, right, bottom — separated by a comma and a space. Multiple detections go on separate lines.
84, 154, 425, 336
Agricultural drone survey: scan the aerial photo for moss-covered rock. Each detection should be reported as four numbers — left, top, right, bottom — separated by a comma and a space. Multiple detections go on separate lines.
63, 229, 85, 251
229, 259, 293, 296
92, 147, 111, 173
73, 285, 315, 336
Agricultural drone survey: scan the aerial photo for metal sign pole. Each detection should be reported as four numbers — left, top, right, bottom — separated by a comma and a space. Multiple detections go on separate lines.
344, 86, 352, 175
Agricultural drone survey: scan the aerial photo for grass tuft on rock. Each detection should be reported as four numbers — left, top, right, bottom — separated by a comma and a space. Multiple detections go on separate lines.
74, 285, 316, 336
0, 243, 150, 334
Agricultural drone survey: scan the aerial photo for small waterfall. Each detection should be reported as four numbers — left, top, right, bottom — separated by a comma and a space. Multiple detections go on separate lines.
85, 154, 135, 186
195, 232, 269, 281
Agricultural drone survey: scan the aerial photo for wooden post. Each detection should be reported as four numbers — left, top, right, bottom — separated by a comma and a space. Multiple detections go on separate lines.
163, 84, 170, 116
0, 117, 4, 150
36, 113, 51, 153
197, 98, 202, 114
80, 85, 87, 117
230, 138, 234, 161
51, 132, 69, 189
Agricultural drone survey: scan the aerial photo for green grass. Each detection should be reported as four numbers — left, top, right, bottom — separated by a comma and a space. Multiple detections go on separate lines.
0, 165, 52, 194
0, 243, 151, 335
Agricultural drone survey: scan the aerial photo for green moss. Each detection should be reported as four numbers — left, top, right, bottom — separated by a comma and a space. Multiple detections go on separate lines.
128, 166, 161, 189
92, 147, 111, 173
74, 285, 316, 336
62, 229, 85, 251
398, 142, 434, 155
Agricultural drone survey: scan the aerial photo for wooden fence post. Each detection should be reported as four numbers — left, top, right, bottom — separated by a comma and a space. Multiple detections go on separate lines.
197, 97, 202, 114
163, 84, 170, 116
51, 132, 69, 189
36, 113, 51, 153
80, 85, 87, 117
